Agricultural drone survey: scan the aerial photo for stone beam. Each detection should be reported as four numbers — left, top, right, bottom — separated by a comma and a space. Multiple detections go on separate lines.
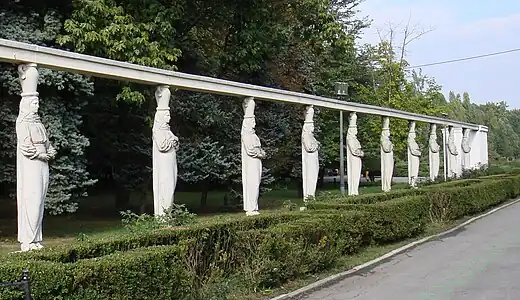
0, 38, 484, 130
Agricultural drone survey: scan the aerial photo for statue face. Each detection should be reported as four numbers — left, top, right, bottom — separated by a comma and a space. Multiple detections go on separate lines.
242, 118, 256, 131
29, 98, 39, 113
164, 111, 171, 123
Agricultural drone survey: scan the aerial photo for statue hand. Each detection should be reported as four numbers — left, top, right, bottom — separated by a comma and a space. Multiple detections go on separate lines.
259, 149, 266, 159
38, 153, 50, 161
48, 147, 57, 159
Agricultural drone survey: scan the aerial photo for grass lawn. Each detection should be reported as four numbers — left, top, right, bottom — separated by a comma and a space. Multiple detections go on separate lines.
0, 181, 407, 255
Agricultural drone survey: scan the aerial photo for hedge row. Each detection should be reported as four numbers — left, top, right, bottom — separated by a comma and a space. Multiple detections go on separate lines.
0, 197, 428, 299
11, 212, 307, 263
312, 178, 484, 205
1, 174, 520, 299
309, 175, 520, 221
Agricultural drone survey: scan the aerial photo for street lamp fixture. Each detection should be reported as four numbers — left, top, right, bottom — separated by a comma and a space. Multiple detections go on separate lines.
440, 113, 448, 182
335, 82, 349, 96
335, 82, 348, 195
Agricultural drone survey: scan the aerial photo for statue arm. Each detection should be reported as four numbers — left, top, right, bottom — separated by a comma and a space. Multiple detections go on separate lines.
16, 124, 39, 160
462, 143, 471, 153
347, 139, 364, 157
429, 141, 440, 153
242, 134, 266, 159
47, 143, 57, 159
302, 134, 319, 153
409, 142, 421, 156
153, 131, 176, 153
448, 142, 458, 155
381, 139, 393, 153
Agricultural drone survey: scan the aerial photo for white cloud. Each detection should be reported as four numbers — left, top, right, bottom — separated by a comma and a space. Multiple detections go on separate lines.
450, 13, 520, 39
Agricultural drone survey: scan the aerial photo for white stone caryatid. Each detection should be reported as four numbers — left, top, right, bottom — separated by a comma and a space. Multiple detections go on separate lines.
301, 105, 319, 201
241, 97, 266, 216
152, 85, 179, 216
407, 121, 421, 188
461, 128, 472, 171
447, 126, 459, 178
428, 123, 440, 181
380, 117, 393, 192
346, 112, 364, 196
16, 63, 57, 252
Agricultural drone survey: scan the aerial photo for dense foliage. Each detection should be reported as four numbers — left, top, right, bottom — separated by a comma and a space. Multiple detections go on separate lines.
0, 0, 519, 215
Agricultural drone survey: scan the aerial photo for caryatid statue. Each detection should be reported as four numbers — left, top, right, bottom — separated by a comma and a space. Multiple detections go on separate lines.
380, 117, 394, 192
241, 97, 266, 216
16, 63, 57, 252
346, 112, 364, 196
447, 126, 459, 178
407, 121, 421, 187
428, 124, 440, 181
152, 85, 179, 216
301, 105, 320, 201
461, 128, 472, 170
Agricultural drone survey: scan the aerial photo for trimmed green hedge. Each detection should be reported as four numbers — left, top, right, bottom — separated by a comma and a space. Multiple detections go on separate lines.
1, 174, 520, 299
11, 212, 306, 263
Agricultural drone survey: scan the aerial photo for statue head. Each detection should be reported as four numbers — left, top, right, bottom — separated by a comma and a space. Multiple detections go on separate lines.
153, 110, 171, 131
242, 118, 256, 134
17, 96, 40, 123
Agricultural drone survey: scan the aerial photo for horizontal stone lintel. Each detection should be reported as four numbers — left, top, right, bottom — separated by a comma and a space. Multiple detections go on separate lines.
0, 38, 485, 131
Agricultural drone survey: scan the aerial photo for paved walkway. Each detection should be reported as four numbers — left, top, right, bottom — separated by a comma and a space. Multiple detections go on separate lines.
300, 201, 520, 300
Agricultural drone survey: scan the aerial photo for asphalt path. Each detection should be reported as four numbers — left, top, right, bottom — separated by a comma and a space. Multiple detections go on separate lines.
299, 201, 520, 300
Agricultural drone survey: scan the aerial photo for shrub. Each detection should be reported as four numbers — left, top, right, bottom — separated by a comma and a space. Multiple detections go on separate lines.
120, 203, 197, 232
2, 174, 520, 299
11, 213, 307, 263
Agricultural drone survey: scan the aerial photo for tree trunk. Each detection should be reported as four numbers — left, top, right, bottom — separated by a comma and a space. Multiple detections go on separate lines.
200, 182, 209, 208
296, 178, 303, 198
115, 183, 130, 211
318, 167, 325, 188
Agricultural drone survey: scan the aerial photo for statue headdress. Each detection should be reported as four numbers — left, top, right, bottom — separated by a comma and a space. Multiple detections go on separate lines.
243, 97, 255, 118
304, 105, 314, 123
155, 85, 171, 111
18, 63, 39, 98
382, 117, 390, 130
408, 121, 416, 133
348, 112, 357, 128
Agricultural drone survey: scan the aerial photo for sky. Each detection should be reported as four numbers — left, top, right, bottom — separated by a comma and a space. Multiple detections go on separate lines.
356, 0, 520, 108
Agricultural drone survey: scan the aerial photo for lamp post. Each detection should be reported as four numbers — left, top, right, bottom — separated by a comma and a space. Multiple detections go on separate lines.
335, 82, 348, 195
441, 113, 448, 182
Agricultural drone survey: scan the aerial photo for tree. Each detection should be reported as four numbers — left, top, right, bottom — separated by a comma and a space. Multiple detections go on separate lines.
0, 6, 96, 214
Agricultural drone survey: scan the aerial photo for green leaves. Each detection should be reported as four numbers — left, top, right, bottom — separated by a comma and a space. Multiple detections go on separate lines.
0, 8, 96, 214
58, 0, 181, 70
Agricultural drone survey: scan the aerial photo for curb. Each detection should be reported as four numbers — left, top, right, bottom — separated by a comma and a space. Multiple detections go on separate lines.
270, 197, 520, 300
